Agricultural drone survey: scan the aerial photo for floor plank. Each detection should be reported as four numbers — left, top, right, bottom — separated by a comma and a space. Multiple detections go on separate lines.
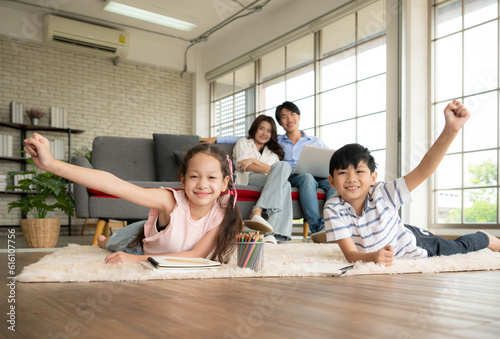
2, 252, 500, 338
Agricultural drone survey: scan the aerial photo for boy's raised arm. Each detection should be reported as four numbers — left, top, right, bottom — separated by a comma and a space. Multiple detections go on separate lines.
404, 100, 470, 192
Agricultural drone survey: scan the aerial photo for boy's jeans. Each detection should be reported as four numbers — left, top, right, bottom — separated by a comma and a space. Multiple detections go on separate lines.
404, 225, 489, 256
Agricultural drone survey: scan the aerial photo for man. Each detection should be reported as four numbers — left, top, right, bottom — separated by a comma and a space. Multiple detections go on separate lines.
202, 101, 336, 238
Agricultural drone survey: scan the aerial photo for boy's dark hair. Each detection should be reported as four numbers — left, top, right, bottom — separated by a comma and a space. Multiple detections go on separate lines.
329, 143, 377, 175
275, 101, 301, 122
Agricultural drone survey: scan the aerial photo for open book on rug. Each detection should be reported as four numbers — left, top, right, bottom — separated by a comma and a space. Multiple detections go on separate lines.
143, 256, 222, 270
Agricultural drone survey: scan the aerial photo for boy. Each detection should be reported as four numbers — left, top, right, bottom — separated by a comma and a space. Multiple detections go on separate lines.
324, 100, 500, 266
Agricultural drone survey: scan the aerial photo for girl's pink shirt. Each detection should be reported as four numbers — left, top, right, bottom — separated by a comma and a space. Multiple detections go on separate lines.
142, 188, 228, 256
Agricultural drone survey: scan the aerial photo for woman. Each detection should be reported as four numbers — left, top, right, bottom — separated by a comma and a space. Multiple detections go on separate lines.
233, 115, 293, 243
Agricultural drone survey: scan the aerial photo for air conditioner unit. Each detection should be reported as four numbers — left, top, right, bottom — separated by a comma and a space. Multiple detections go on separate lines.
44, 15, 129, 58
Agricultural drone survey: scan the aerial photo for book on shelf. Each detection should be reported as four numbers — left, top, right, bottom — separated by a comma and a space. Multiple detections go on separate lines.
10, 101, 24, 124
0, 134, 13, 157
50, 107, 68, 128
0, 174, 7, 190
12, 173, 34, 191
50, 139, 65, 160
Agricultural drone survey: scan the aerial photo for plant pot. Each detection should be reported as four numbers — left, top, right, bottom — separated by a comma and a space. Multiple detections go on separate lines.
20, 218, 61, 248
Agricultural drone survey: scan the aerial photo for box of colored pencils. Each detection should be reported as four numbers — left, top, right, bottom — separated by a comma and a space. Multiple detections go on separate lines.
235, 232, 264, 272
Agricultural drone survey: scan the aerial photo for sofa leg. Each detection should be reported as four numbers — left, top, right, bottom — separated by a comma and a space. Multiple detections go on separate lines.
303, 221, 309, 238
92, 219, 109, 246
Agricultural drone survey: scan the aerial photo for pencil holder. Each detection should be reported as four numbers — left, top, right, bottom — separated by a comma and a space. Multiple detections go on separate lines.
236, 241, 264, 272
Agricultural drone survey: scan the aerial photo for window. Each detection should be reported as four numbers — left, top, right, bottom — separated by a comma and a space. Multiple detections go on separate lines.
211, 63, 255, 136
210, 0, 387, 179
432, 0, 499, 228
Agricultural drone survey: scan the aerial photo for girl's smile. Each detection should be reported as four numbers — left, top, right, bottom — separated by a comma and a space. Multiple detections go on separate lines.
181, 152, 229, 216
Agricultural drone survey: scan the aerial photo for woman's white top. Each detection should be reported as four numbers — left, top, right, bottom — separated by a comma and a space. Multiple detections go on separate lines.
232, 138, 279, 185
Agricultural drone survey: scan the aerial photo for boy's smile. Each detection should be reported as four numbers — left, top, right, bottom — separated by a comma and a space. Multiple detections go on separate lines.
329, 161, 377, 215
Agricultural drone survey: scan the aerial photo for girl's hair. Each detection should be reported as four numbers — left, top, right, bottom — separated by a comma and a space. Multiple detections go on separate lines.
247, 115, 285, 160
128, 144, 243, 264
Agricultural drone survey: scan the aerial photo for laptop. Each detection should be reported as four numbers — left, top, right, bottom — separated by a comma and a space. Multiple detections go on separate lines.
293, 145, 336, 178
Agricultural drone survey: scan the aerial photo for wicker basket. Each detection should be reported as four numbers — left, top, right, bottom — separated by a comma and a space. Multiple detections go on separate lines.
20, 218, 61, 248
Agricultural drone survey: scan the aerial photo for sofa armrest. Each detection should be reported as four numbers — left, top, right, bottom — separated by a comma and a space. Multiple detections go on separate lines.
71, 156, 93, 218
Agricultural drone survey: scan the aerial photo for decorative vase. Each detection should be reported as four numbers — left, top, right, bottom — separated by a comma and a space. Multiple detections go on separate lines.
30, 118, 39, 126
19, 218, 61, 248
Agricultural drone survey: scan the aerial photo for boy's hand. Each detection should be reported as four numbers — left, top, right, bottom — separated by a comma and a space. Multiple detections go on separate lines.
444, 99, 470, 132
24, 133, 54, 171
374, 245, 394, 266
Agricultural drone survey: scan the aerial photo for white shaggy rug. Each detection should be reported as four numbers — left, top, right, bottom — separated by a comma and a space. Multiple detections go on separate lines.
17, 243, 500, 283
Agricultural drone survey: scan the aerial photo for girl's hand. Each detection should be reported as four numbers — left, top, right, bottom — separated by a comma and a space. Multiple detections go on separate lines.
104, 251, 142, 264
24, 133, 54, 171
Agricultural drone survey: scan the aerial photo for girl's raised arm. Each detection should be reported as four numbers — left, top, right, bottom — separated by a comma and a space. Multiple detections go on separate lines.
24, 133, 174, 212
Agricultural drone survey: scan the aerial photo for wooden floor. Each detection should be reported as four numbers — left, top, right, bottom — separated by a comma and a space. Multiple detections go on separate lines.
2, 251, 500, 339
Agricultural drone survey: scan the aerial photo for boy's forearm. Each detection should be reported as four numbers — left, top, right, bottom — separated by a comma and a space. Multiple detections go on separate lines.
405, 126, 459, 192
344, 250, 378, 264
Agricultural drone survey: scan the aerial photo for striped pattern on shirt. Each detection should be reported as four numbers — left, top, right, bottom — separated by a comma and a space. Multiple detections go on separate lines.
324, 177, 427, 259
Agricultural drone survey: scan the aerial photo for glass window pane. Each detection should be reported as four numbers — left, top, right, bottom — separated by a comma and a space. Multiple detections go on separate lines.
357, 36, 386, 80
435, 33, 462, 102
287, 35, 314, 71
464, 91, 498, 151
371, 149, 386, 182
464, 0, 498, 28
261, 76, 285, 111
261, 47, 285, 82
320, 84, 356, 125
464, 188, 497, 223
321, 14, 355, 57
464, 21, 498, 96
436, 190, 462, 223
215, 73, 233, 100
357, 74, 386, 116
235, 63, 255, 92
286, 66, 314, 101
436, 154, 463, 189
320, 49, 356, 91
294, 96, 315, 131
464, 150, 498, 187
435, 0, 462, 38
357, 112, 386, 151
320, 120, 356, 150
357, 0, 385, 42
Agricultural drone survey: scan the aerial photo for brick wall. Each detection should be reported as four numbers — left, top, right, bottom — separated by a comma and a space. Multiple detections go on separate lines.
0, 37, 193, 229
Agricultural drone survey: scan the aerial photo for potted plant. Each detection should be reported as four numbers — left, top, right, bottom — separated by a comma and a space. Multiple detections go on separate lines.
25, 108, 46, 126
7, 158, 74, 248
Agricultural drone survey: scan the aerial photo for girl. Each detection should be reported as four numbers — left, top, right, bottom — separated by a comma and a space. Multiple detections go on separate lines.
233, 115, 293, 243
23, 133, 243, 264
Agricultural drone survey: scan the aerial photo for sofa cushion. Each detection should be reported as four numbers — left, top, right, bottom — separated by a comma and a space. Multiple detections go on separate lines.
153, 134, 200, 181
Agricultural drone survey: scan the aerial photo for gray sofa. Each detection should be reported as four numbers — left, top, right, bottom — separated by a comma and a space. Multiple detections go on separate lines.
71, 134, 326, 244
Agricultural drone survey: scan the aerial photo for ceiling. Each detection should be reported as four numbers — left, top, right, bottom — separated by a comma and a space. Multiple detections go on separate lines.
0, 0, 286, 48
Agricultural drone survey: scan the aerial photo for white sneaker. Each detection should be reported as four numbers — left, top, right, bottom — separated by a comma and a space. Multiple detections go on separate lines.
244, 215, 273, 233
